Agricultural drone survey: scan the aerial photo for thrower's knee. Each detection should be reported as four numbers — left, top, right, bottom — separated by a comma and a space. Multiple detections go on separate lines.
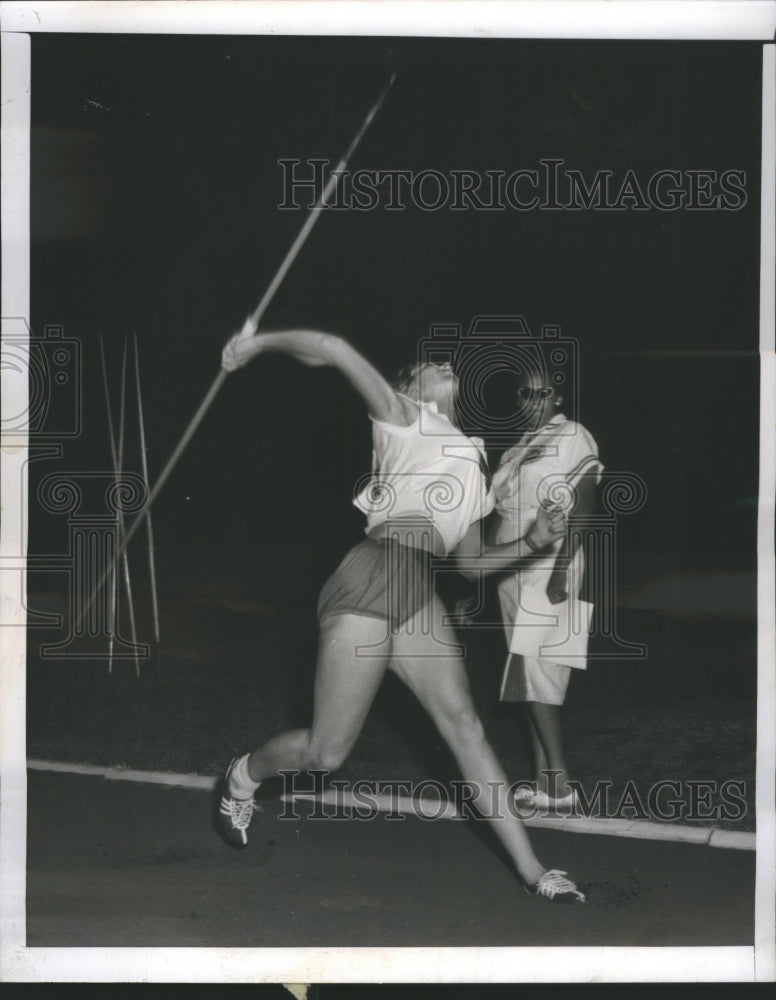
306, 741, 350, 774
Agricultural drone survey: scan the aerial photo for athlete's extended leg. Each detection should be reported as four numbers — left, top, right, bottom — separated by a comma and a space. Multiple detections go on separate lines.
218, 612, 389, 845
249, 613, 388, 776
390, 595, 584, 900
390, 595, 546, 885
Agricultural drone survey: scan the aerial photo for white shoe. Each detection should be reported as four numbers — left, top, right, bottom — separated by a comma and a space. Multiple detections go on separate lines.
525, 869, 586, 903
217, 757, 259, 847
514, 785, 538, 806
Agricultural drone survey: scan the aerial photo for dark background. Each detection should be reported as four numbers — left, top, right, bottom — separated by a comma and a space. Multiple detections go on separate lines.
28, 34, 761, 614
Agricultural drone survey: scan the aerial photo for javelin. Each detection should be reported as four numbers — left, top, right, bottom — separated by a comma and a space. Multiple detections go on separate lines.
99, 334, 142, 676
133, 333, 160, 643
116, 338, 142, 677
80, 70, 396, 623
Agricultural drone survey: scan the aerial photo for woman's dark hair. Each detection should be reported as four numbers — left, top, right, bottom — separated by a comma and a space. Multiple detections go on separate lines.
516, 349, 576, 413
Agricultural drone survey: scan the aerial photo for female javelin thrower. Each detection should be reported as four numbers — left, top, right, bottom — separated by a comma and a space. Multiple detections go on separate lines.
217, 323, 585, 902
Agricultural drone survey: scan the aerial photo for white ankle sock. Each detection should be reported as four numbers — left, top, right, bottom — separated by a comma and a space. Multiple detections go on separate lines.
228, 753, 261, 799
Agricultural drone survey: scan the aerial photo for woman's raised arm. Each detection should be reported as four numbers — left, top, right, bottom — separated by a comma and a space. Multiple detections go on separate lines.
222, 319, 407, 424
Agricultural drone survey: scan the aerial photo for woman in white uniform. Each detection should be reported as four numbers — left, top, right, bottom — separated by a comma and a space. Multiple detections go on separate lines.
492, 369, 603, 808
216, 322, 585, 902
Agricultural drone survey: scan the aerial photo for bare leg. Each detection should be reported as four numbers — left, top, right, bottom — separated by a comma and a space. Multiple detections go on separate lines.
525, 701, 571, 799
247, 613, 389, 781
523, 706, 550, 790
391, 595, 546, 886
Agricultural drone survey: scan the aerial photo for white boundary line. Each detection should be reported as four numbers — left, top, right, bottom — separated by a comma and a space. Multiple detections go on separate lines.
27, 758, 217, 790
27, 758, 755, 851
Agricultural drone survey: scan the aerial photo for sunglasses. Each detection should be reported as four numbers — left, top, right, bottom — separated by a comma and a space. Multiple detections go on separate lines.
517, 386, 556, 401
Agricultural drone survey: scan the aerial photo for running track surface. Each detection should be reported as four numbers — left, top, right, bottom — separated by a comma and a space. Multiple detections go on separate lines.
26, 771, 754, 947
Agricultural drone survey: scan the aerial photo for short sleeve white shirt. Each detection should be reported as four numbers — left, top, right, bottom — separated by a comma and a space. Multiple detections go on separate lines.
354, 397, 495, 555
492, 414, 603, 544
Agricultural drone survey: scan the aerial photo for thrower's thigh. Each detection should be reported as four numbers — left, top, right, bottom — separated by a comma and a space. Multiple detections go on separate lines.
389, 595, 483, 742
308, 613, 391, 768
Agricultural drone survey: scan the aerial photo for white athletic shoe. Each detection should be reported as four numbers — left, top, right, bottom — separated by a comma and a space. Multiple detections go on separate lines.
217, 757, 257, 848
514, 786, 538, 807
526, 869, 586, 903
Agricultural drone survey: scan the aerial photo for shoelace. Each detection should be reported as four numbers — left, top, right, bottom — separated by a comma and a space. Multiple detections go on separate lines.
228, 796, 255, 829
533, 869, 585, 901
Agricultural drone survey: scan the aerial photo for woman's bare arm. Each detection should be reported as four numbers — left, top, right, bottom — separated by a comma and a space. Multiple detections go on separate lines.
546, 472, 598, 603
222, 321, 408, 425
453, 505, 566, 582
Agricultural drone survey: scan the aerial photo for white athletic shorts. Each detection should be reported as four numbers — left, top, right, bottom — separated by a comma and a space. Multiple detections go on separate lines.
500, 653, 572, 706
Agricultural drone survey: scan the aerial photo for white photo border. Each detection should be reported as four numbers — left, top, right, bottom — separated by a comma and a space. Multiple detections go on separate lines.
1, 0, 775, 985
